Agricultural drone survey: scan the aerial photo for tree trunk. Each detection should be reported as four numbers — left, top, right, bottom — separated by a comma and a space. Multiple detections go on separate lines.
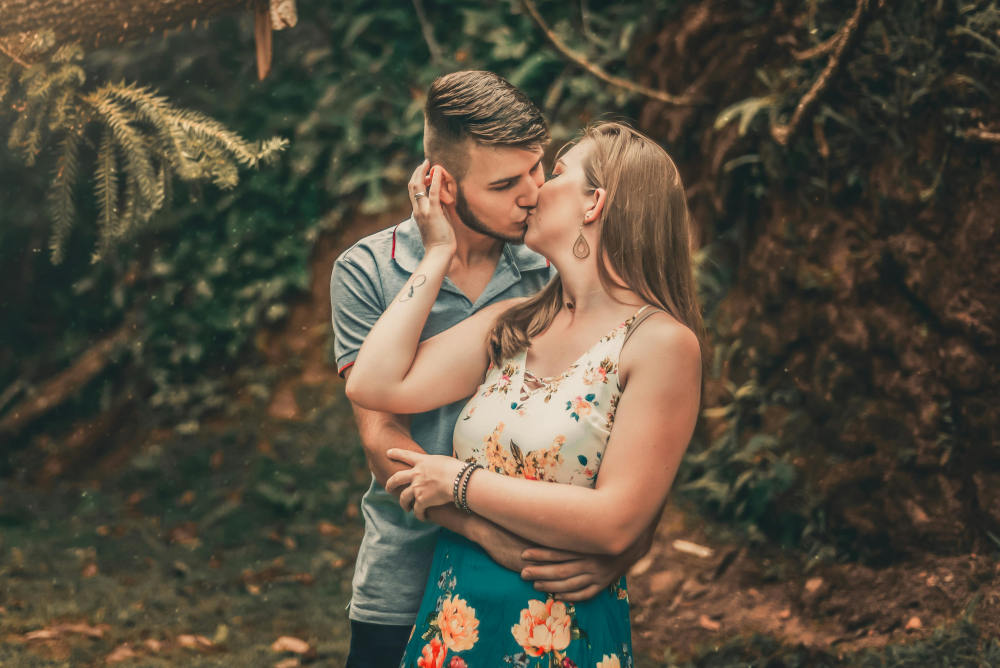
0, 0, 248, 51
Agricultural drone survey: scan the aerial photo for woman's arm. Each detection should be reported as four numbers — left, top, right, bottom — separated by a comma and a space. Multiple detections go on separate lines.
386, 314, 702, 554
345, 162, 517, 414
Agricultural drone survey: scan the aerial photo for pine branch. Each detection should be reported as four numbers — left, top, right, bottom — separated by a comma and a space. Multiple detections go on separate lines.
47, 131, 81, 264
93, 128, 119, 261
88, 90, 159, 216
104, 83, 199, 179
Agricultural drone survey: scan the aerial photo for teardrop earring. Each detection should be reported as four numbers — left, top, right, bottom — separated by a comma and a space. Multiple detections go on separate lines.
572, 224, 590, 259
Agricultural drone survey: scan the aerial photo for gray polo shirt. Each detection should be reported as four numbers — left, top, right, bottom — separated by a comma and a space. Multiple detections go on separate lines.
330, 215, 555, 625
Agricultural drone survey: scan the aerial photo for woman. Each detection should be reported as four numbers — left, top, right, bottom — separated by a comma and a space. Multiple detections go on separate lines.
346, 122, 703, 667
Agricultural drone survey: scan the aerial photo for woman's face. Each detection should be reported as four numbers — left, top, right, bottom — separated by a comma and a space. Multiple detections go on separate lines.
524, 140, 595, 256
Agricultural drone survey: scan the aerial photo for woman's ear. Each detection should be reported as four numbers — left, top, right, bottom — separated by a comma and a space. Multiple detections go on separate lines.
584, 187, 607, 224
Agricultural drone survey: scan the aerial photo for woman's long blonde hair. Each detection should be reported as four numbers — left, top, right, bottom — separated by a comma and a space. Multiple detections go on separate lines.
487, 121, 705, 367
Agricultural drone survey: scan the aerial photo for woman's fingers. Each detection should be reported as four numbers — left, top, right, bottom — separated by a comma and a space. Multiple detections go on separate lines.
399, 485, 416, 513
408, 160, 430, 210
386, 448, 421, 465
385, 467, 416, 493
427, 163, 442, 206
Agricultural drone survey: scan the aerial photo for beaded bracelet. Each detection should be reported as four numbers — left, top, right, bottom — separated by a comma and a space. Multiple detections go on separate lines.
458, 464, 482, 513
452, 462, 476, 510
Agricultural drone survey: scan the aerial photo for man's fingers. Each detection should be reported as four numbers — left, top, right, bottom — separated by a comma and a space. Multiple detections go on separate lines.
521, 559, 591, 582
531, 573, 593, 594
521, 547, 584, 563
554, 584, 604, 603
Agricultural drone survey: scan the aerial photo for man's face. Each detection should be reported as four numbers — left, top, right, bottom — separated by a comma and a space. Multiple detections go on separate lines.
452, 142, 546, 244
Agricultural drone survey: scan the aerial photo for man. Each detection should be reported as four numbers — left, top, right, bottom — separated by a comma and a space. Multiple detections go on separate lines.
331, 71, 650, 668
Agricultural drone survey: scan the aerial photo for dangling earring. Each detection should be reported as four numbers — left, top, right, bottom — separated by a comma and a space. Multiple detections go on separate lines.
572, 223, 590, 259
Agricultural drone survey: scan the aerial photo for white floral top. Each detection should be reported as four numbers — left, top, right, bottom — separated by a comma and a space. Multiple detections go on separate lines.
453, 306, 651, 488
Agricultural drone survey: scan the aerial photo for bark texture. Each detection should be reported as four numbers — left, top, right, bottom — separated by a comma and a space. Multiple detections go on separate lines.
0, 0, 247, 51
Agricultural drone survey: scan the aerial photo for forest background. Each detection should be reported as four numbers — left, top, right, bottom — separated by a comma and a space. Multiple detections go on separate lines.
1, 0, 998, 666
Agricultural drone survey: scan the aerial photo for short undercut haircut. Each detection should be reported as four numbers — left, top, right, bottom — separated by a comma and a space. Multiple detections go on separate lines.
424, 70, 549, 180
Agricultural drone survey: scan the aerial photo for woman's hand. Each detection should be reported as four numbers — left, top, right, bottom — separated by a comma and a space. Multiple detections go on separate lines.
385, 448, 465, 521
409, 160, 456, 253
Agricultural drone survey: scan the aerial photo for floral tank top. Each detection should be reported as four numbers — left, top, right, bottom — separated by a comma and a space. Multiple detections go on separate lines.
453, 305, 652, 486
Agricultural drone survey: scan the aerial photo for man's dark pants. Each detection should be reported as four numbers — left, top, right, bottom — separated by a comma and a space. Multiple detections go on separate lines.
345, 620, 411, 668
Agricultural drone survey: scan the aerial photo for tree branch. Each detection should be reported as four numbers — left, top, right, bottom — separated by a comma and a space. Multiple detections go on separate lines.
519, 0, 697, 106
961, 127, 1000, 143
771, 0, 881, 146
411, 0, 447, 65
0, 0, 248, 53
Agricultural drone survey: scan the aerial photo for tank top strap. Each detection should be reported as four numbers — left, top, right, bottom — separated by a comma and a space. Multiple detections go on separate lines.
621, 304, 664, 348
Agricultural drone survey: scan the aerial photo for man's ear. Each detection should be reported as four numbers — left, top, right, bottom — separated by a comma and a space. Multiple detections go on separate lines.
434, 166, 458, 206
584, 187, 607, 224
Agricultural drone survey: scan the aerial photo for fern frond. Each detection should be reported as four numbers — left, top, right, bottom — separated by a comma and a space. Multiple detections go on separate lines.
47, 131, 82, 264
93, 128, 119, 260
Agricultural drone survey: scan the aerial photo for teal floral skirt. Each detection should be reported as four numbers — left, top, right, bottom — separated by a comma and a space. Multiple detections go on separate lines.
400, 529, 633, 668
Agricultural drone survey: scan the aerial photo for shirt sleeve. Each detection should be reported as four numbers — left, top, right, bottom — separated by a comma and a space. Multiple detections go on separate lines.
330, 251, 385, 377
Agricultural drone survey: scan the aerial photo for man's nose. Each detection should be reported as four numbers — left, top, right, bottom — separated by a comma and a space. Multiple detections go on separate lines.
517, 171, 543, 208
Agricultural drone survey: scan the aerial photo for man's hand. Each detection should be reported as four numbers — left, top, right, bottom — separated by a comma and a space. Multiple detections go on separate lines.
469, 519, 535, 573
520, 525, 655, 602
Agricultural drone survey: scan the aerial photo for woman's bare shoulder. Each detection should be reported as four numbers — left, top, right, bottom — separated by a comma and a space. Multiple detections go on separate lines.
619, 310, 701, 386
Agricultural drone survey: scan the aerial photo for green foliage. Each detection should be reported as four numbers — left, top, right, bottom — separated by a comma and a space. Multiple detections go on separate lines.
0, 0, 684, 430
1, 34, 287, 263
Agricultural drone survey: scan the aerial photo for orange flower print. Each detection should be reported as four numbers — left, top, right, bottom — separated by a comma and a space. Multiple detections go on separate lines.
447, 658, 467, 668
417, 635, 446, 668
596, 655, 622, 668
510, 598, 572, 657
566, 393, 598, 421
435, 595, 479, 652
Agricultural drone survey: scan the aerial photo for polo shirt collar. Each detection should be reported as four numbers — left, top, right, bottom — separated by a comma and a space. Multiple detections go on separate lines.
391, 216, 549, 274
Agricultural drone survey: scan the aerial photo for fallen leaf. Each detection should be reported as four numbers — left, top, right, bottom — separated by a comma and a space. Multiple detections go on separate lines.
271, 636, 310, 654
905, 616, 923, 631
143, 638, 163, 652
81, 563, 98, 578
275, 659, 300, 668
672, 539, 714, 558
804, 577, 824, 593
179, 490, 196, 506
106, 644, 138, 663
177, 634, 213, 650
96, 525, 111, 536
778, 608, 791, 620
629, 555, 654, 576
697, 614, 721, 631
317, 521, 342, 537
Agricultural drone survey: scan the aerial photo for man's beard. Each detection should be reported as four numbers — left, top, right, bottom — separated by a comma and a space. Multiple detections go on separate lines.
455, 185, 526, 244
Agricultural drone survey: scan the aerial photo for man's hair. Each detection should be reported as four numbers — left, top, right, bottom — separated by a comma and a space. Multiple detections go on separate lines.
424, 71, 549, 180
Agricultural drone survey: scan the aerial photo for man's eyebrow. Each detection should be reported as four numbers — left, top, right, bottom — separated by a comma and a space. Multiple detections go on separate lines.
487, 157, 544, 186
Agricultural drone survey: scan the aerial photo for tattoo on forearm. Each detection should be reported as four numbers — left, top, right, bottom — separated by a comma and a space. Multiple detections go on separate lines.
398, 274, 427, 302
